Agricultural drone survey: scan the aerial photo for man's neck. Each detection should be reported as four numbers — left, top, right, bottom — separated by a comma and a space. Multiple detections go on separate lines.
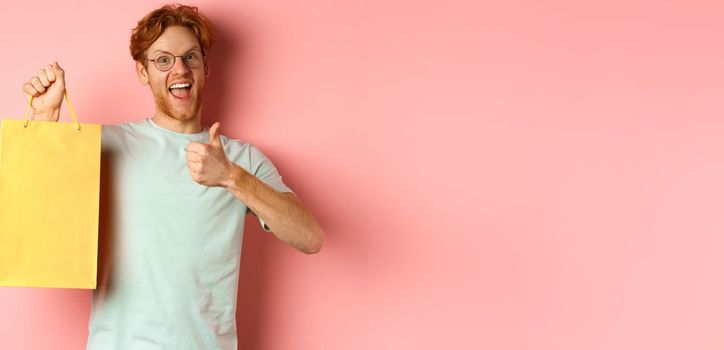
151, 113, 203, 134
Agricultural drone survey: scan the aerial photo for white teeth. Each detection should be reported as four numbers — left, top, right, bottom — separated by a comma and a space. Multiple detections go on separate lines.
169, 83, 191, 89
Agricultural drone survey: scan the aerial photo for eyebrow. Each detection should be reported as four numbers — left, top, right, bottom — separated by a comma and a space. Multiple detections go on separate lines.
151, 46, 202, 55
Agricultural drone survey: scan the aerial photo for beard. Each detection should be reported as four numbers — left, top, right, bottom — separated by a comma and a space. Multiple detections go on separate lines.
151, 81, 204, 121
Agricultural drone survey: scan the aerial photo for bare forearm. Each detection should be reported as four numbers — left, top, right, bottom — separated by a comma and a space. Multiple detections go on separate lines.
223, 164, 324, 254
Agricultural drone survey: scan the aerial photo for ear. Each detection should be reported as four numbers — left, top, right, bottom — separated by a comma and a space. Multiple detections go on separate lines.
136, 61, 149, 85
204, 60, 211, 79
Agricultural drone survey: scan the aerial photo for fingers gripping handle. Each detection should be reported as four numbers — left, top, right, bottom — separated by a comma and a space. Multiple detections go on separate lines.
24, 90, 81, 131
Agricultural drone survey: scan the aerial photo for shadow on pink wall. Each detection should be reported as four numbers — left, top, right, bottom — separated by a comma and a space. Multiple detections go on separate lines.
205, 17, 270, 349
203, 18, 240, 130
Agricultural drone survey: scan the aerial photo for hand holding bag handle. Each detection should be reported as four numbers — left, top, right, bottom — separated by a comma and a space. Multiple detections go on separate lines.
24, 90, 81, 131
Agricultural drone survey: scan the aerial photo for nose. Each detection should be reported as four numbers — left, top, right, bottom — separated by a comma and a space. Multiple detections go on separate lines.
169, 56, 191, 74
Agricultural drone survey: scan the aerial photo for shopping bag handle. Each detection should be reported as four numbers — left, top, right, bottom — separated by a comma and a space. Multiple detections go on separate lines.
24, 90, 81, 131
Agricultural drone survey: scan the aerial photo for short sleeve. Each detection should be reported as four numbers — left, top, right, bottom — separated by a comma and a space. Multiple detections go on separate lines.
249, 144, 292, 194
248, 144, 293, 232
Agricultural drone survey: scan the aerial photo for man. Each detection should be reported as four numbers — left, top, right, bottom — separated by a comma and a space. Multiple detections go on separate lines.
21, 4, 324, 349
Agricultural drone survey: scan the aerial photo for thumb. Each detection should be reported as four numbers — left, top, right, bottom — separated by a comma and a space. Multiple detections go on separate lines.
209, 122, 221, 147
53, 62, 65, 79
53, 62, 66, 88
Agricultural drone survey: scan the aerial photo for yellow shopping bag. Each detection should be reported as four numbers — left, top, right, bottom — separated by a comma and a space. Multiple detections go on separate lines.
0, 92, 101, 289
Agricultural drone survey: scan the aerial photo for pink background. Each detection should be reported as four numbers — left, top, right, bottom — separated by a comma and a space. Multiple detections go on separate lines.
1, 0, 724, 349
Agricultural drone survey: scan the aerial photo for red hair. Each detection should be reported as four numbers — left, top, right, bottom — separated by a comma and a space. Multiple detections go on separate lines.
130, 4, 216, 65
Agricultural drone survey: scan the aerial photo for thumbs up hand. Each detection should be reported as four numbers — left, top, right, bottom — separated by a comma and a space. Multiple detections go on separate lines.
185, 122, 235, 187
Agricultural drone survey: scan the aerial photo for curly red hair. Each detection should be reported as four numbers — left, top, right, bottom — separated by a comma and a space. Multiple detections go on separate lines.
130, 4, 216, 65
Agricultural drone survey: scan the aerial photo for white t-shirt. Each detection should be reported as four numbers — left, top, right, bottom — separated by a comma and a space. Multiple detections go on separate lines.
85, 118, 292, 350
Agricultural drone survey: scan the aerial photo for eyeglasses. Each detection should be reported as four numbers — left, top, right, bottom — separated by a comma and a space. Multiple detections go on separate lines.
146, 50, 204, 72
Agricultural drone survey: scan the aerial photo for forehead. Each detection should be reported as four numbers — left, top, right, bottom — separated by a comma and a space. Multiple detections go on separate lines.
148, 26, 201, 54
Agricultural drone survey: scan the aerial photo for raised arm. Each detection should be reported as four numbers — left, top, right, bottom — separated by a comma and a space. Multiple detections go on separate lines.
185, 122, 325, 254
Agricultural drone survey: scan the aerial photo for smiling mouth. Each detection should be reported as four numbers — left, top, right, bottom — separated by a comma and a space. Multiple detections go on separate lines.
169, 83, 192, 99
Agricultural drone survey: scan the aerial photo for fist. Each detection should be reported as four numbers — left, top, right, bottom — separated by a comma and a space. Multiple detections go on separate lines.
185, 122, 235, 187
22, 62, 66, 121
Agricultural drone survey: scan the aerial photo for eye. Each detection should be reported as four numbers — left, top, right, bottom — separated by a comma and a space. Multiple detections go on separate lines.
157, 55, 172, 65
184, 52, 200, 63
